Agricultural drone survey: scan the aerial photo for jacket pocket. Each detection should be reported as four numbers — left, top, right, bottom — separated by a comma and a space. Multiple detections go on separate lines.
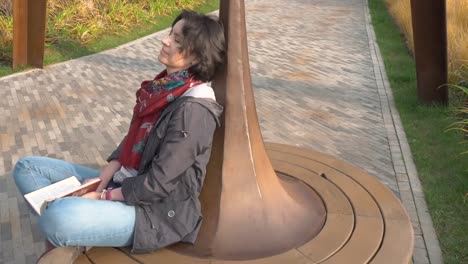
145, 197, 201, 250
160, 197, 201, 237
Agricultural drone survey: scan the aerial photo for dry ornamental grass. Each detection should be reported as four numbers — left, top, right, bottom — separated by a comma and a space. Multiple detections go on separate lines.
0, 0, 13, 60
385, 0, 468, 83
0, 0, 12, 16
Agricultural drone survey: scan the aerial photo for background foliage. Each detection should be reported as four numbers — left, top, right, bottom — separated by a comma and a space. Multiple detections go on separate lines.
0, 0, 204, 66
385, 0, 468, 83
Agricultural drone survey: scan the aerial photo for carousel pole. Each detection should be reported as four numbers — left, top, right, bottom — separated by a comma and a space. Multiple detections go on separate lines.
173, 0, 326, 260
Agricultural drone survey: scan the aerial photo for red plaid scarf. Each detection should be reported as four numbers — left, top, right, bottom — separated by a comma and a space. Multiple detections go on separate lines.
118, 69, 202, 169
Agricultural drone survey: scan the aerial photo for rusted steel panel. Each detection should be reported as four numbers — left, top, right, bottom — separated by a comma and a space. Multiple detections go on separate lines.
13, 0, 28, 68
13, 0, 47, 68
411, 0, 448, 105
27, 0, 47, 68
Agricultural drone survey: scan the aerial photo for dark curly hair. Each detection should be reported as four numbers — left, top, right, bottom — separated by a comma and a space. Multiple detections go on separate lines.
172, 10, 226, 82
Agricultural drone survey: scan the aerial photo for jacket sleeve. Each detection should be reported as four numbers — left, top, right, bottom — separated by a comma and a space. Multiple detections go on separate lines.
121, 102, 217, 205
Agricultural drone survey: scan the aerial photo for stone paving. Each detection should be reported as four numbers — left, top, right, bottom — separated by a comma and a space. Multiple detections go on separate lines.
0, 0, 442, 263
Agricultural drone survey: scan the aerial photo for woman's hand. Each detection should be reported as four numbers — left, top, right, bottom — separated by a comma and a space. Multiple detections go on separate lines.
96, 160, 122, 192
80, 191, 101, 200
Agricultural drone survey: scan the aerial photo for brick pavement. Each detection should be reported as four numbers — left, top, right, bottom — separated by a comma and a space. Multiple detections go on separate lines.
0, 0, 442, 263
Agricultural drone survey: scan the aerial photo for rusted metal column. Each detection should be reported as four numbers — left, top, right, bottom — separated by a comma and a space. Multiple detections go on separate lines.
13, 0, 47, 68
410, 0, 448, 105
12, 0, 28, 68
173, 0, 326, 260
27, 0, 47, 67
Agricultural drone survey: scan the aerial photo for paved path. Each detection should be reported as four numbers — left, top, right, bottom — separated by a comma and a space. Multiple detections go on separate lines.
0, 0, 442, 263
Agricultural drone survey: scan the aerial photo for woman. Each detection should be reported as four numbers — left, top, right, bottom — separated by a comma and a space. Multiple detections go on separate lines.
13, 10, 225, 263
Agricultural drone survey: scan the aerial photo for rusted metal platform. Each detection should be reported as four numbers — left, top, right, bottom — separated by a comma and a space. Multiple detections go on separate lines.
74, 143, 413, 264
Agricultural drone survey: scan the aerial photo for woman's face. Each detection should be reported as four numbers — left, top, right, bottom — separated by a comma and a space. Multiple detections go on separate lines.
158, 19, 195, 74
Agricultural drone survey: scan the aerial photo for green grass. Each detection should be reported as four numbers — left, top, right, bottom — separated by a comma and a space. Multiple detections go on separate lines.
368, 0, 468, 263
0, 0, 219, 78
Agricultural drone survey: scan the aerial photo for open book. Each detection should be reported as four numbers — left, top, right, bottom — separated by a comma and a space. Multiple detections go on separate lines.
24, 176, 101, 215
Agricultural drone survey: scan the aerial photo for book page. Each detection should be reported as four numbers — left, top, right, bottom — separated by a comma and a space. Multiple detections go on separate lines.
24, 176, 81, 215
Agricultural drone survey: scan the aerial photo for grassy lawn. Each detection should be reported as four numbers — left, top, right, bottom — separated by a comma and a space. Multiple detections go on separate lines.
368, 0, 468, 263
0, 0, 219, 78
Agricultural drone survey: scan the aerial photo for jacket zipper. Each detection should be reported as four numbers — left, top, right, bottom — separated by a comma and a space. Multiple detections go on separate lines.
181, 106, 189, 137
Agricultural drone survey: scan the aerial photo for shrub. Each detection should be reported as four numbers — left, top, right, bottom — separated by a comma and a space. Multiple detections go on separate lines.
0, 0, 13, 16
0, 13, 12, 62
0, 0, 204, 65
45, 0, 202, 43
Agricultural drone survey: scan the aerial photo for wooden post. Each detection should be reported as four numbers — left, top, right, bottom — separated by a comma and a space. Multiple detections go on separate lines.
410, 0, 448, 105
13, 0, 47, 68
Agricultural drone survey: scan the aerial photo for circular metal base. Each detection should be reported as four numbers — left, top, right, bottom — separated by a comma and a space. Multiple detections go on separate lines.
76, 143, 413, 264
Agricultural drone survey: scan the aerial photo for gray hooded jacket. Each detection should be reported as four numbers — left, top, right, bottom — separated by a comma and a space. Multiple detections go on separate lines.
107, 83, 223, 253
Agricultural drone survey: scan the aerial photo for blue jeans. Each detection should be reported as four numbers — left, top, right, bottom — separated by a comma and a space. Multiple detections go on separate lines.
13, 156, 135, 247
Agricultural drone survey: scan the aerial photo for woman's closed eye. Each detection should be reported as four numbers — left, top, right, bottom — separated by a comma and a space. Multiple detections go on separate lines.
174, 35, 183, 44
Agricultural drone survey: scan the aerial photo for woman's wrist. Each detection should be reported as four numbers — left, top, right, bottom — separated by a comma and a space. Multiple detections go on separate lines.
109, 188, 124, 201
105, 189, 112, 200
99, 188, 114, 201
